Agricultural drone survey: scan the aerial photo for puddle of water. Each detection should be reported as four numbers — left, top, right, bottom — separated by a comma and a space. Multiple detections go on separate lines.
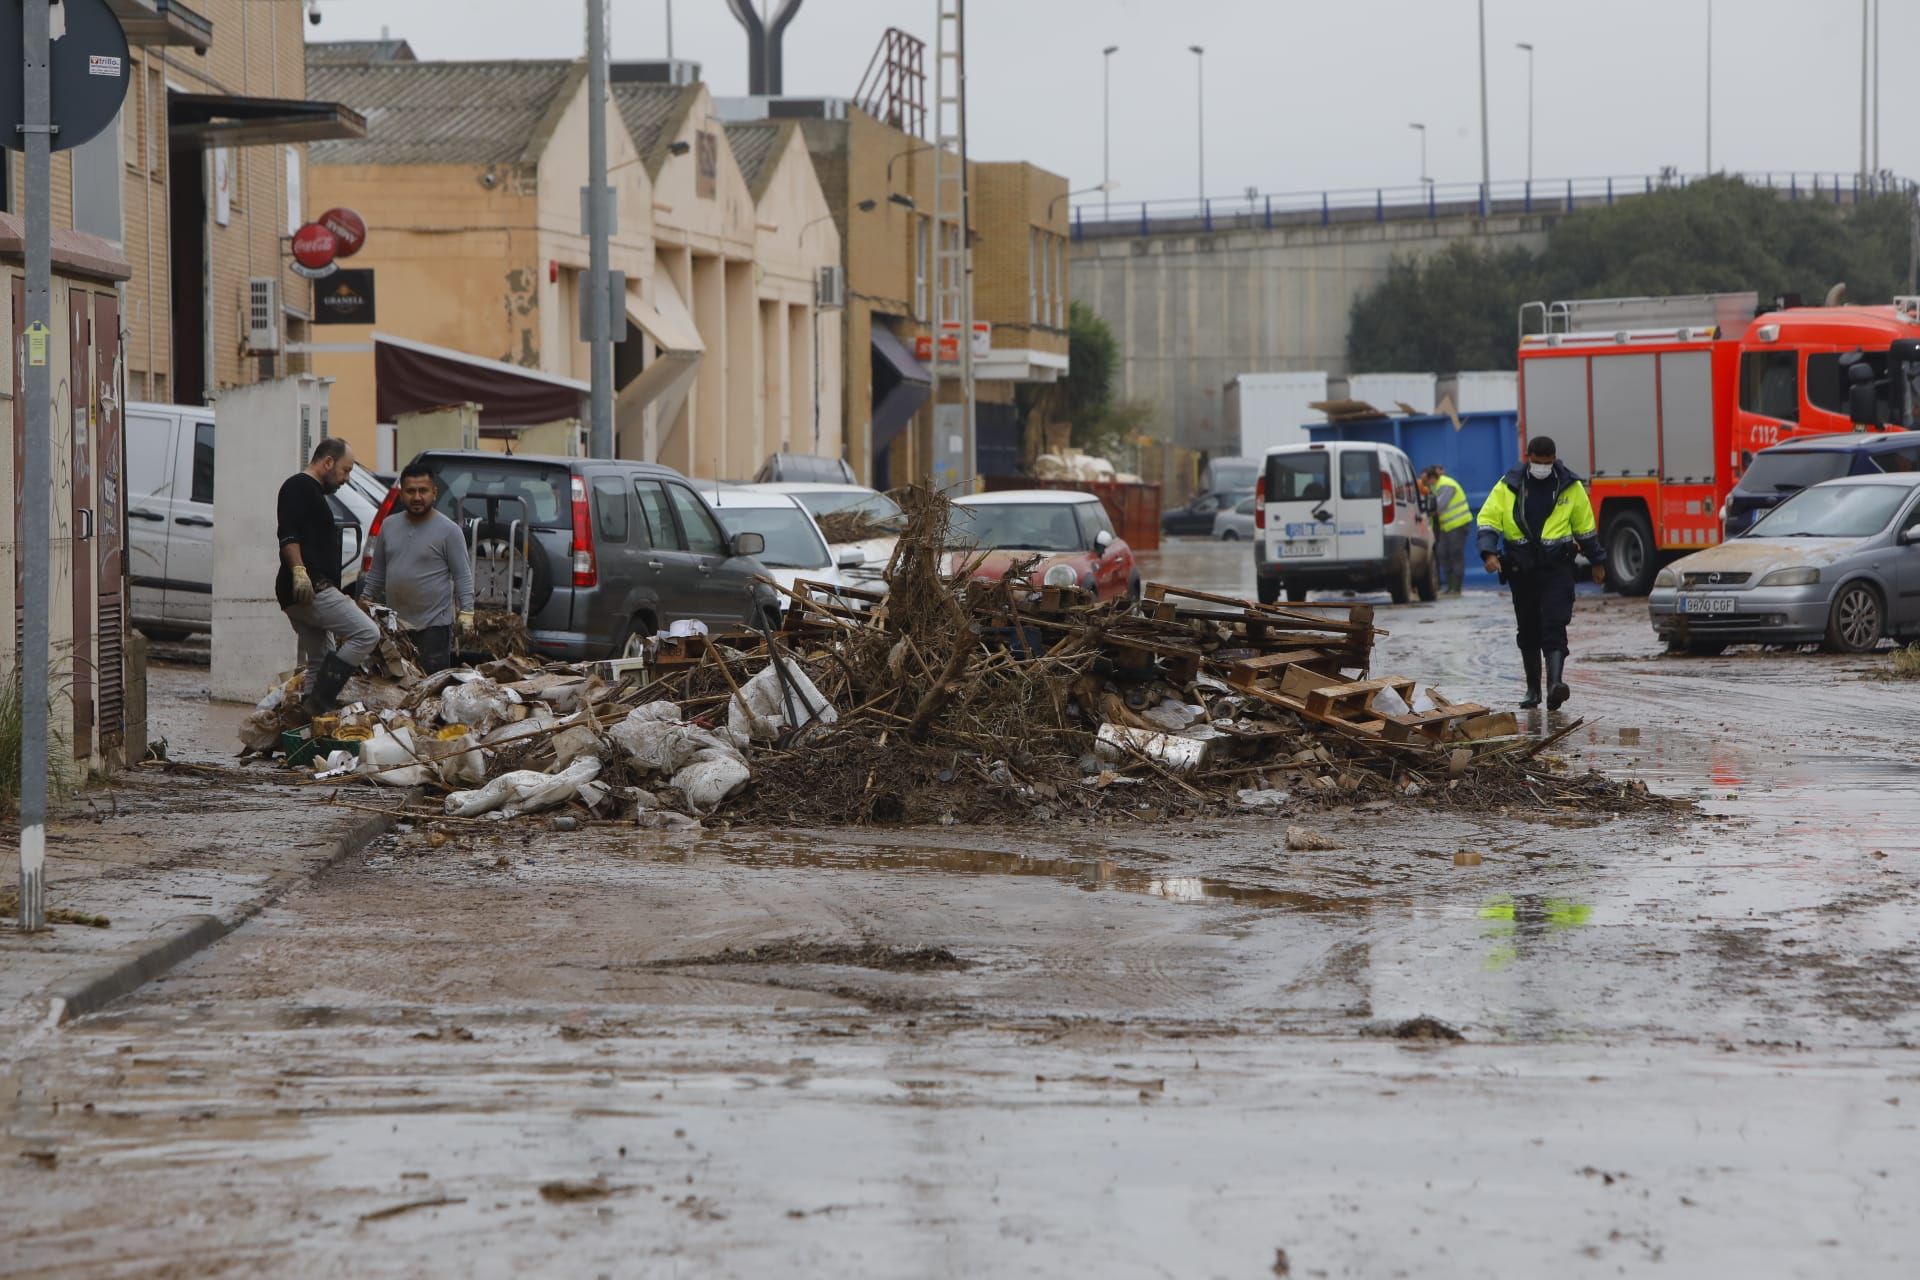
654, 836, 1361, 914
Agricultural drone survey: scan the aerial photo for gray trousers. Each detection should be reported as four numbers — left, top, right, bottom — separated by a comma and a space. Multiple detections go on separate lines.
1436, 526, 1470, 594
283, 585, 381, 680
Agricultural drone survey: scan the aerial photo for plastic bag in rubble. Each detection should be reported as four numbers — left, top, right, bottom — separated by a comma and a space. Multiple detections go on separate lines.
441, 677, 512, 731
726, 662, 838, 742
357, 725, 436, 788
426, 724, 489, 785
238, 676, 302, 751
671, 748, 751, 813
444, 755, 603, 819
1369, 687, 1436, 717
1141, 700, 1207, 733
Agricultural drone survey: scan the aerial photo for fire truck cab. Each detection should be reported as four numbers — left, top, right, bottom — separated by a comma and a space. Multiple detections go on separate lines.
1517, 292, 1920, 594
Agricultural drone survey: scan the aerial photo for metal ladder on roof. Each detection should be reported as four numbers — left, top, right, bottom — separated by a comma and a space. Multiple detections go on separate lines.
928, 0, 974, 493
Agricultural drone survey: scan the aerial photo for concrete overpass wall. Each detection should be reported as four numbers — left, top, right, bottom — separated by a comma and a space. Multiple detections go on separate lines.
1070, 213, 1550, 456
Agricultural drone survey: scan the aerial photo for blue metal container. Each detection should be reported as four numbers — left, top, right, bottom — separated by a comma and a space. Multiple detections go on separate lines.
1306, 411, 1521, 585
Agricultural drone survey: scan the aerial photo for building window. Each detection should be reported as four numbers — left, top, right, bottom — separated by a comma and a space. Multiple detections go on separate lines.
121, 69, 142, 172
148, 69, 165, 178
915, 216, 930, 320
72, 123, 122, 243
1054, 233, 1067, 327
285, 146, 302, 235
1028, 229, 1038, 325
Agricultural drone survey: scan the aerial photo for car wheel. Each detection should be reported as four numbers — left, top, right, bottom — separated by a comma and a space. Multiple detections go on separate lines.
1257, 576, 1280, 605
1387, 550, 1413, 605
1286, 583, 1309, 603
1415, 547, 1439, 603
1824, 581, 1885, 653
1605, 510, 1658, 596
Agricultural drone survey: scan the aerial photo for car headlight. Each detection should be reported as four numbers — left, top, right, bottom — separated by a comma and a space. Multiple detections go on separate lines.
1756, 567, 1820, 587
1042, 563, 1079, 589
1654, 568, 1678, 589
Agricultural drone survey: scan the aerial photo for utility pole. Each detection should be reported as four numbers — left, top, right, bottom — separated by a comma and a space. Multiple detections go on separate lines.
586, 0, 614, 458
666, 0, 674, 59
1189, 45, 1205, 206
1860, 0, 1869, 187
1872, 0, 1880, 181
1476, 0, 1490, 214
17, 0, 52, 933
1705, 0, 1712, 172
1515, 42, 1534, 185
1409, 122, 1427, 186
1102, 45, 1117, 217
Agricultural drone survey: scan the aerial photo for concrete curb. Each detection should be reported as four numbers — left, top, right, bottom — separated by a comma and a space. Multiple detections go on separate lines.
38, 802, 402, 1024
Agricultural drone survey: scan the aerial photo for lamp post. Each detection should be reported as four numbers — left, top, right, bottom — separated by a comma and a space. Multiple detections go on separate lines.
1476, 0, 1490, 213
1409, 122, 1428, 186
1705, 0, 1713, 173
1189, 45, 1205, 206
586, 0, 613, 458
1102, 45, 1118, 216
1515, 42, 1534, 184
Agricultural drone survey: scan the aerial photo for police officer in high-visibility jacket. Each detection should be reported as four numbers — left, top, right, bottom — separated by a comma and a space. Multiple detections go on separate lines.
1477, 435, 1607, 710
1421, 465, 1474, 595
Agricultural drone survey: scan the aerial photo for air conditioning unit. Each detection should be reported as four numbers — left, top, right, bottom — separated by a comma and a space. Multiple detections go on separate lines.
247, 277, 281, 352
815, 264, 846, 310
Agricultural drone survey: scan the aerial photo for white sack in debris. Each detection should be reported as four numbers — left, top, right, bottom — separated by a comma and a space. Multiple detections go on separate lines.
726, 662, 838, 742
608, 703, 736, 774
444, 755, 603, 819
481, 705, 557, 747
426, 727, 490, 785
672, 748, 751, 812
357, 725, 436, 788
550, 711, 603, 770
441, 677, 515, 731
1094, 723, 1211, 774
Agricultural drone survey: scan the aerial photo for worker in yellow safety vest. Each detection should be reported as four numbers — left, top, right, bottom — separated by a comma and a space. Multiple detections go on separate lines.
1476, 435, 1607, 710
1419, 465, 1474, 596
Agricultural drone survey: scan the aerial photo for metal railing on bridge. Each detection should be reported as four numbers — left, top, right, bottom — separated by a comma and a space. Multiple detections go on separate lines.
1070, 172, 1918, 242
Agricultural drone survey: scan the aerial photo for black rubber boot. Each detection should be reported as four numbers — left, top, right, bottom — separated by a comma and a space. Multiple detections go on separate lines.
303, 652, 357, 718
1518, 648, 1543, 709
1545, 650, 1570, 710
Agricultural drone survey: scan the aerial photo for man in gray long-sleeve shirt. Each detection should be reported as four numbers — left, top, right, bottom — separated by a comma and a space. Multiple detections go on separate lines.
363, 462, 474, 673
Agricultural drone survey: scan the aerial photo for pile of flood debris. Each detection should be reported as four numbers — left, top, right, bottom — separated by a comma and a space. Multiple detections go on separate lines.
240, 487, 1670, 828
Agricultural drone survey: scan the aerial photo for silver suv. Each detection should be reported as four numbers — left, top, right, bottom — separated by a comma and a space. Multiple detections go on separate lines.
395, 452, 777, 660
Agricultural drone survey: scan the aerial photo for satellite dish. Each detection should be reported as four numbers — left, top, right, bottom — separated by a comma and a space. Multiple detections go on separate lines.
0, 0, 132, 155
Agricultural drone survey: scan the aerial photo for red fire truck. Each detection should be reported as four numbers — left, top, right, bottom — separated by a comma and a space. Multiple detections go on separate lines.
1515, 291, 1920, 593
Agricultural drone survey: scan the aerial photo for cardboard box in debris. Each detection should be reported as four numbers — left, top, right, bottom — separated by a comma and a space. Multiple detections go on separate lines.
238, 490, 1645, 827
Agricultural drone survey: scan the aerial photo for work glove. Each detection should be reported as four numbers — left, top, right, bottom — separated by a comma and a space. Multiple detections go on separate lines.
457, 610, 475, 632
290, 565, 315, 605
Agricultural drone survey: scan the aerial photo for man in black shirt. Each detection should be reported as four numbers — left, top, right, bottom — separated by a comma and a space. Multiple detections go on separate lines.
279, 438, 381, 716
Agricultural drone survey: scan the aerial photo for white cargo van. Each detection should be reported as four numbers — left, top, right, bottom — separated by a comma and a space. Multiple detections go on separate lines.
127, 403, 377, 638
1254, 441, 1437, 605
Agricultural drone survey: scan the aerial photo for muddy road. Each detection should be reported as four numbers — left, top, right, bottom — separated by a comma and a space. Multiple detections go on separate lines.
5, 544, 1920, 1277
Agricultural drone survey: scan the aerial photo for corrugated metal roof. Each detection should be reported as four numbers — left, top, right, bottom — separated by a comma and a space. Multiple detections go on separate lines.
306, 39, 417, 66
724, 121, 789, 202
612, 83, 700, 179
305, 60, 578, 167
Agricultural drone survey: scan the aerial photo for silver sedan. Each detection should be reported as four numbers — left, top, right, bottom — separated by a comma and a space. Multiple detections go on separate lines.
1649, 473, 1920, 655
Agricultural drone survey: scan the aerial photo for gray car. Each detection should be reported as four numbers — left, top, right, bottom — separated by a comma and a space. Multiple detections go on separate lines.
1211, 494, 1258, 541
406, 451, 776, 660
1649, 473, 1920, 655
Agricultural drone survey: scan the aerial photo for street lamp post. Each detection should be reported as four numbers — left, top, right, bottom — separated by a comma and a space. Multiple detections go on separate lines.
1476, 0, 1490, 214
1515, 42, 1534, 184
1103, 45, 1118, 217
1409, 122, 1428, 186
1189, 45, 1205, 206
1705, 0, 1713, 172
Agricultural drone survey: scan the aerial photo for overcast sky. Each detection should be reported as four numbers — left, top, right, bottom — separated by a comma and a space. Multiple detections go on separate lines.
308, 0, 1909, 209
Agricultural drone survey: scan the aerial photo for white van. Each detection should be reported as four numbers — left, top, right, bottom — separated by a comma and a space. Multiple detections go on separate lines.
127, 402, 380, 638
1254, 440, 1437, 605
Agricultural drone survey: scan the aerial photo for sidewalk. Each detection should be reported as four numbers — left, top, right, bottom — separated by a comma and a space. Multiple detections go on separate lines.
0, 661, 396, 1028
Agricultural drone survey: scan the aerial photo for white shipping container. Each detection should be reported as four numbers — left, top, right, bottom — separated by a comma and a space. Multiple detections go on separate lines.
1225, 371, 1327, 459
1348, 372, 1437, 415
1451, 371, 1518, 414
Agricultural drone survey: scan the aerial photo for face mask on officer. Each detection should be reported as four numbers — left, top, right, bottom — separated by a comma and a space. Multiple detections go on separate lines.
1528, 461, 1554, 480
